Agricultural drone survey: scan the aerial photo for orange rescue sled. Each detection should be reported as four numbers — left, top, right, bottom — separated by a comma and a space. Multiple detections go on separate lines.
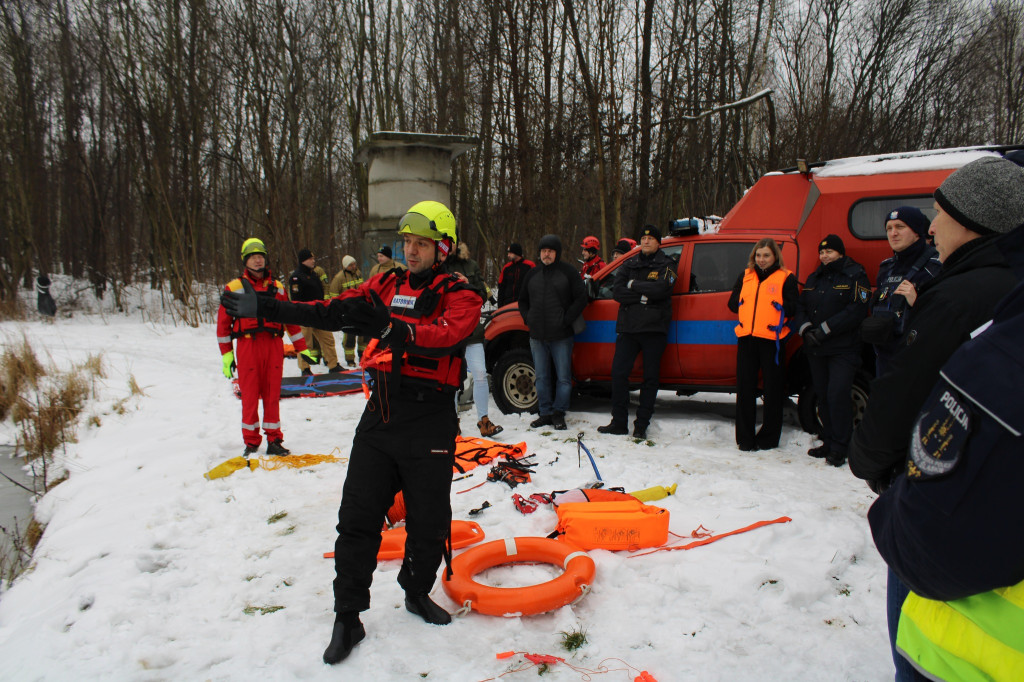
322, 519, 485, 560
554, 500, 669, 551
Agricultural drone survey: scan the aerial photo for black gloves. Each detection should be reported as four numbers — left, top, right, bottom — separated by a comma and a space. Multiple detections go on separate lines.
802, 326, 826, 348
343, 290, 408, 344
221, 279, 260, 318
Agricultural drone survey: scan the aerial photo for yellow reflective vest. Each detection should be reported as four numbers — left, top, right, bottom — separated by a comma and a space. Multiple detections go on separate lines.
898, 579, 1024, 681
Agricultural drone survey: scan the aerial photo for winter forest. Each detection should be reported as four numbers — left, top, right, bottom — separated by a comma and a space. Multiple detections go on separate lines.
1, 0, 1022, 315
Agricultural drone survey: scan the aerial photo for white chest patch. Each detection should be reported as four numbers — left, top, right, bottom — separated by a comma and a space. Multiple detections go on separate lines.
390, 294, 418, 310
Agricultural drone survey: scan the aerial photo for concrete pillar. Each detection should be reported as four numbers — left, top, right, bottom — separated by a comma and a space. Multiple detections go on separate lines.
355, 132, 479, 270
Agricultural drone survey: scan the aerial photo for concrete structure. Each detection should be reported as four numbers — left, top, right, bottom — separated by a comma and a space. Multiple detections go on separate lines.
355, 132, 478, 268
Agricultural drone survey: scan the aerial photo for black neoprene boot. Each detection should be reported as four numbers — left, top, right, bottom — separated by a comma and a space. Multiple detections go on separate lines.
323, 612, 365, 665
405, 593, 451, 625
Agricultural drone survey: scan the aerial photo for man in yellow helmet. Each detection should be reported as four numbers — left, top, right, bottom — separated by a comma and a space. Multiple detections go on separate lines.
221, 201, 482, 664
217, 238, 309, 456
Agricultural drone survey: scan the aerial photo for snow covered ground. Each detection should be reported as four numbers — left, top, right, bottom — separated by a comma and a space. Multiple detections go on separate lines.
0, 308, 892, 681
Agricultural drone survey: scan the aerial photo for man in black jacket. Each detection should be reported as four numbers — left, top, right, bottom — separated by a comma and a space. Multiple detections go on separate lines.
848, 155, 1024, 682
497, 243, 535, 307
598, 225, 677, 439
519, 234, 587, 431
289, 248, 341, 374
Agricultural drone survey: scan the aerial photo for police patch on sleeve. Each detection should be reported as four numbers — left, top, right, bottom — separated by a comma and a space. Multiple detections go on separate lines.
907, 383, 970, 480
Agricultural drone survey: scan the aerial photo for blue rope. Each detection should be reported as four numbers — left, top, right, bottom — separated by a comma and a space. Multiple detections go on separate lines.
576, 434, 603, 482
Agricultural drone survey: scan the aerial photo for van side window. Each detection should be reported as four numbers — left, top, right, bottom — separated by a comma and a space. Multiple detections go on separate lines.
689, 243, 755, 293
849, 196, 935, 239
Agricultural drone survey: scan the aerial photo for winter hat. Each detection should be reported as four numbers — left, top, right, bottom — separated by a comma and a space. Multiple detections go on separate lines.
640, 224, 662, 242
508, 242, 524, 257
885, 206, 931, 239
537, 234, 562, 260
934, 156, 1024, 236
818, 234, 845, 255
342, 255, 357, 269
377, 244, 392, 259
297, 248, 314, 262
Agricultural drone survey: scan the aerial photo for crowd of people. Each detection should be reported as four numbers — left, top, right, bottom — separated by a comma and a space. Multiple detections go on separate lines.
214, 155, 1024, 678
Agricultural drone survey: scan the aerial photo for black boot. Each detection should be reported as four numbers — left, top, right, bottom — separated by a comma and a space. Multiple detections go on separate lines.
597, 421, 628, 435
266, 440, 290, 456
632, 421, 648, 439
551, 412, 567, 430
807, 444, 829, 458
405, 593, 451, 625
529, 414, 553, 428
323, 613, 365, 664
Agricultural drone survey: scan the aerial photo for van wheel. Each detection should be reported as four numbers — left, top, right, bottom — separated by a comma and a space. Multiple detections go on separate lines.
797, 372, 872, 435
492, 348, 537, 415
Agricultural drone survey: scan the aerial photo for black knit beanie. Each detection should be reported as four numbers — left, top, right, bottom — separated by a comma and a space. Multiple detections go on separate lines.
818, 233, 845, 255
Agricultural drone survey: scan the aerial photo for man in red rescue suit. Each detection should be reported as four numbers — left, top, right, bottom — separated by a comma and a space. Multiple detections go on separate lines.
220, 201, 482, 665
217, 238, 309, 457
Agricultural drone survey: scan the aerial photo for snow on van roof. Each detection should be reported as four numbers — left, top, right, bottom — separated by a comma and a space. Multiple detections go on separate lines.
814, 147, 1001, 177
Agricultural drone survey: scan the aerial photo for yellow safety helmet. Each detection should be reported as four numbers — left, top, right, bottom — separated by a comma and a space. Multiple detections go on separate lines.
398, 201, 457, 257
240, 238, 268, 261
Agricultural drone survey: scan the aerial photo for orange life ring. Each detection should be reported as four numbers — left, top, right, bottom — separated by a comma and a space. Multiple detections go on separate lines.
442, 537, 595, 617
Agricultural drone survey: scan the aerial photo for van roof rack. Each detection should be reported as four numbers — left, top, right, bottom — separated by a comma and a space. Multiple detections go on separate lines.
776, 143, 1024, 175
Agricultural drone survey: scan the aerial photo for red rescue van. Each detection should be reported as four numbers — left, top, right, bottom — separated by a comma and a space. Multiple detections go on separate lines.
484, 146, 1022, 432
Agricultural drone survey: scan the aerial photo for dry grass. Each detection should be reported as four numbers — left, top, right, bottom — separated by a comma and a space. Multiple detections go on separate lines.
0, 338, 46, 421
1, 344, 106, 588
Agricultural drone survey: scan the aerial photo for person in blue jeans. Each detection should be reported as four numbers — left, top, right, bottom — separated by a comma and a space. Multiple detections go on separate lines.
518, 234, 587, 431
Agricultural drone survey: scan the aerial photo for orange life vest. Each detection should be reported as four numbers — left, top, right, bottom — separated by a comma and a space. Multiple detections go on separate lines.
734, 268, 792, 340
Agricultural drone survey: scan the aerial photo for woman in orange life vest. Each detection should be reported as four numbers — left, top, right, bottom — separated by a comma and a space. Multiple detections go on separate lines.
728, 238, 799, 451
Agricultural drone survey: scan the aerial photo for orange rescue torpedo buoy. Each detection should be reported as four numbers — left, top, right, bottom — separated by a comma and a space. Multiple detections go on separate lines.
442, 537, 595, 617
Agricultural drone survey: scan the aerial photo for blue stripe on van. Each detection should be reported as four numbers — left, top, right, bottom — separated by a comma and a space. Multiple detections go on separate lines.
576, 319, 737, 346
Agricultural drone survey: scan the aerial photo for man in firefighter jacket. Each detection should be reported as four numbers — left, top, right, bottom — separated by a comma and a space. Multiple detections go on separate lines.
289, 248, 341, 374
869, 223, 1024, 682
579, 235, 605, 279
221, 201, 481, 665
217, 238, 309, 457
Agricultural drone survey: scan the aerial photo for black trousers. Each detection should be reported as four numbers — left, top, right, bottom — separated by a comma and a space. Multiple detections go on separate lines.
808, 351, 861, 455
735, 335, 787, 449
332, 395, 457, 613
610, 332, 667, 428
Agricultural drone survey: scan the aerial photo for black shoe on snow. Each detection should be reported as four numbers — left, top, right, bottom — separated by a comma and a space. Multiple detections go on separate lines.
243, 444, 259, 457
551, 412, 567, 430
633, 422, 648, 439
266, 440, 290, 456
405, 593, 451, 625
329, 365, 345, 373
530, 414, 553, 428
807, 444, 829, 458
323, 615, 365, 664
597, 421, 628, 435
301, 368, 314, 377
825, 451, 847, 467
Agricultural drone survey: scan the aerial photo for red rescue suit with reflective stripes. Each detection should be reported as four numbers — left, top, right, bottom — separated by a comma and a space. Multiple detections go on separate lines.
217, 269, 307, 447
271, 267, 482, 612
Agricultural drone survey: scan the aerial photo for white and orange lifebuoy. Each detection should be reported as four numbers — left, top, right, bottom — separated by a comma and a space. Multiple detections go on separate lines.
442, 537, 595, 617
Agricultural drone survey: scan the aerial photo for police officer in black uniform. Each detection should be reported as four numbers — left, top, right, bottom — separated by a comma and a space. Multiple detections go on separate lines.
861, 207, 941, 376
867, 223, 1024, 680
597, 225, 677, 439
795, 234, 871, 466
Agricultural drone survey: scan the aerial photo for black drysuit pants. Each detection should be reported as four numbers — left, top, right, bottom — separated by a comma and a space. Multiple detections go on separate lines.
332, 394, 457, 613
